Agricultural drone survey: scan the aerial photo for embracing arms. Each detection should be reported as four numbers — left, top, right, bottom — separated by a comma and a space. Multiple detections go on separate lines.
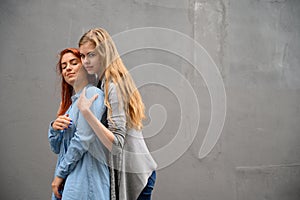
77, 82, 126, 154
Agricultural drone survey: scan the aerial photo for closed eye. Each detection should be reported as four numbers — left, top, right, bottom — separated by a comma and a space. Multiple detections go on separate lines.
71, 60, 79, 65
61, 63, 67, 69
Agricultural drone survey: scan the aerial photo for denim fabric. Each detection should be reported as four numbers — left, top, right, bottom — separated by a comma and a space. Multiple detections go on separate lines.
137, 171, 156, 200
48, 85, 110, 200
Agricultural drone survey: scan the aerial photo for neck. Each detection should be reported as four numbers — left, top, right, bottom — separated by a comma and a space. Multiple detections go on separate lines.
74, 79, 88, 93
98, 68, 106, 82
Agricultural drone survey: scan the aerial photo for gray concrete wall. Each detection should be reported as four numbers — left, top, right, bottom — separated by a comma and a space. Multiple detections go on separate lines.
1, 0, 299, 199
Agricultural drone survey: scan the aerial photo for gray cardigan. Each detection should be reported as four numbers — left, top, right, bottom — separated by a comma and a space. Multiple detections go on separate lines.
100, 79, 157, 200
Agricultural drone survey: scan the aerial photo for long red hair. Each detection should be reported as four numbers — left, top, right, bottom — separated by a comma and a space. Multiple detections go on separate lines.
56, 48, 81, 116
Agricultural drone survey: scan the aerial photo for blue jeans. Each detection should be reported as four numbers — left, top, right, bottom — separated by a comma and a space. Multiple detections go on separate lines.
137, 171, 156, 200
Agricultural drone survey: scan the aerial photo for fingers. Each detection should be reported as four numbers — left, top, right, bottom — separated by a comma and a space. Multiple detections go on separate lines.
78, 87, 99, 112
52, 186, 62, 199
59, 114, 71, 122
52, 182, 62, 199
91, 94, 98, 102
52, 115, 73, 131
79, 87, 98, 102
53, 122, 69, 131
80, 87, 87, 97
52, 177, 64, 199
79, 88, 87, 102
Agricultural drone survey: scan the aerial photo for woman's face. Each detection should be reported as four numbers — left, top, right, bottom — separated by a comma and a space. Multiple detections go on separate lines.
61, 52, 82, 86
79, 41, 103, 77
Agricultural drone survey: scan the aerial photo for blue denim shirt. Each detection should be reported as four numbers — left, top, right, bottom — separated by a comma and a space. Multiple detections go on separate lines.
48, 85, 110, 200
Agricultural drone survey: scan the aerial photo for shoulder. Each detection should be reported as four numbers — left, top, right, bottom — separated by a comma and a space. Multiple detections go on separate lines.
107, 81, 121, 95
107, 81, 116, 91
85, 85, 104, 99
106, 81, 120, 101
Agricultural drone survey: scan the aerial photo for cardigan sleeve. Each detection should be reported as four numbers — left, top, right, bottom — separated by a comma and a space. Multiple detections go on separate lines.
107, 82, 127, 155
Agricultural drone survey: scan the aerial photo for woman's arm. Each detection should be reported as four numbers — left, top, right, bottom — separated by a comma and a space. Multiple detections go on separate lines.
79, 107, 115, 151
78, 82, 126, 154
55, 87, 106, 179
48, 124, 63, 154
48, 115, 72, 154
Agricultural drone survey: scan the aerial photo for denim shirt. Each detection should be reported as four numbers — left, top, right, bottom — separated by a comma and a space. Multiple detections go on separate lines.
48, 85, 110, 200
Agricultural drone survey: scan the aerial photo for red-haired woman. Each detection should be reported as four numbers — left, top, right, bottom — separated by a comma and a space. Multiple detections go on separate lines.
48, 48, 110, 200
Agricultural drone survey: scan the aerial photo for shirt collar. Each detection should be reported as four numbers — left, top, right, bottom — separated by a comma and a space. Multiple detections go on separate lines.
71, 84, 91, 102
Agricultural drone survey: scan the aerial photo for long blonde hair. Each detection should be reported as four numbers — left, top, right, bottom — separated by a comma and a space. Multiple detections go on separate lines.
79, 28, 145, 130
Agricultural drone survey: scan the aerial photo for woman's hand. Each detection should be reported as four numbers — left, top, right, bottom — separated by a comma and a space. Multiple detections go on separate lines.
51, 176, 64, 199
77, 87, 98, 113
52, 114, 72, 131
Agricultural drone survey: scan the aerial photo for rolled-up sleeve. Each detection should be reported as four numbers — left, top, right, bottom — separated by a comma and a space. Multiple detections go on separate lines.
56, 87, 106, 179
107, 82, 127, 155
48, 122, 63, 154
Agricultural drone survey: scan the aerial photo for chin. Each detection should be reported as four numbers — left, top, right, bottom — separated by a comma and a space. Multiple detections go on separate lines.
86, 71, 94, 75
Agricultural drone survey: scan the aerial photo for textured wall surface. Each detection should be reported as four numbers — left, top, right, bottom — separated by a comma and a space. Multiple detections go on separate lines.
0, 0, 299, 199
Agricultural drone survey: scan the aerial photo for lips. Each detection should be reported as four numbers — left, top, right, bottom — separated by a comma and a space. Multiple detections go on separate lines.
66, 73, 75, 77
85, 66, 94, 71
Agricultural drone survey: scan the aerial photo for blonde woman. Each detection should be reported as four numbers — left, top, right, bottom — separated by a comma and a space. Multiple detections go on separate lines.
77, 28, 157, 200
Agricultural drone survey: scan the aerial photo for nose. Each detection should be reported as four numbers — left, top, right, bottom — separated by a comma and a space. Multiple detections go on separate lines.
82, 56, 90, 65
65, 63, 72, 71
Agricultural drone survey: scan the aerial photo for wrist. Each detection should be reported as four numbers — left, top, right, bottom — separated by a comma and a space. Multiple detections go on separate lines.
80, 107, 91, 116
50, 121, 58, 131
